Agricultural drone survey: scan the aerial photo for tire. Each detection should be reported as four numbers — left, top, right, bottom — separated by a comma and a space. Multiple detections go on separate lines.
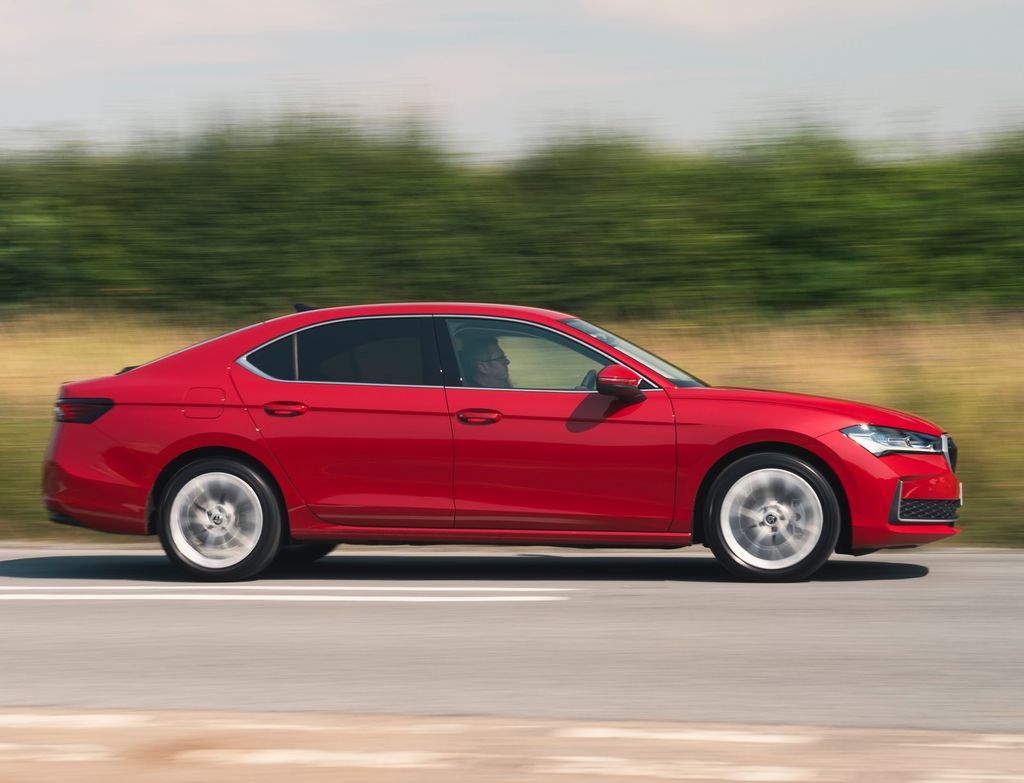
704, 452, 840, 582
158, 457, 283, 581
274, 541, 337, 566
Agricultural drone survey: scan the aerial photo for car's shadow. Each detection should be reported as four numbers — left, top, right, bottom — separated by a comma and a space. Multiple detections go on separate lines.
0, 551, 929, 583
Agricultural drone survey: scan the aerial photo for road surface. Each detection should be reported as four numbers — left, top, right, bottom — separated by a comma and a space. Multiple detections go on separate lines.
1, 545, 1021, 781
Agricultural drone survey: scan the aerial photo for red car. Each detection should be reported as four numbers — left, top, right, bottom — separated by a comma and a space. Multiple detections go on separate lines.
43, 303, 961, 581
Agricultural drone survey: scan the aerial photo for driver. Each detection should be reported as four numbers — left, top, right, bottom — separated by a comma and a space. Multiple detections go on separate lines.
460, 336, 512, 388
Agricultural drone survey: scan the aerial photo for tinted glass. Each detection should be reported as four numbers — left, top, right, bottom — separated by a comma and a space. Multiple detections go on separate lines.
246, 335, 295, 380
246, 317, 441, 385
445, 318, 609, 390
298, 317, 440, 385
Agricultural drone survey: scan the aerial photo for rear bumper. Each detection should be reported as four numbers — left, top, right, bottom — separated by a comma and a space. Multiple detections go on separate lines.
42, 422, 150, 535
46, 511, 88, 529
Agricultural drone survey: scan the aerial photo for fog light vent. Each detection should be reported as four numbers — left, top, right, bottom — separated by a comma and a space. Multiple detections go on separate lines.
899, 498, 960, 522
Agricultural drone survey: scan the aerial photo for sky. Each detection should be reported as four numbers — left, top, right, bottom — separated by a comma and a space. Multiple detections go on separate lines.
2, 0, 1022, 155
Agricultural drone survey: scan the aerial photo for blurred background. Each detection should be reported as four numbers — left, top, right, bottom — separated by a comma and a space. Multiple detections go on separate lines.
1, 0, 1022, 544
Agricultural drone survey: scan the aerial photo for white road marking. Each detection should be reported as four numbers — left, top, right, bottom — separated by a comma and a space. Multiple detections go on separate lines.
0, 714, 149, 729
0, 594, 566, 603
531, 755, 817, 781
177, 749, 454, 769
0, 743, 113, 762
0, 585, 578, 592
556, 727, 817, 745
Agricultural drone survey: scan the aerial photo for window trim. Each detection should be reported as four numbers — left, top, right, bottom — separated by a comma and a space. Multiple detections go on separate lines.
236, 315, 444, 388
236, 313, 666, 392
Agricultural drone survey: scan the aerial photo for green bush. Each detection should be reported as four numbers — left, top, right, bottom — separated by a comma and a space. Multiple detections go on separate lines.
2, 119, 1022, 317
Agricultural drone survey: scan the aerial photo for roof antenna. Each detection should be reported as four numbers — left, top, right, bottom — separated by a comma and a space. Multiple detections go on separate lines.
293, 303, 318, 312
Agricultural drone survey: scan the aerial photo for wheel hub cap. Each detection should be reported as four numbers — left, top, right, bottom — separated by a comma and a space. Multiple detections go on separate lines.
719, 468, 824, 571
168, 472, 263, 569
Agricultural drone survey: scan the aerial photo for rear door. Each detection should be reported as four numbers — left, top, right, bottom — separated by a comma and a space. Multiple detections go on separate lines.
231, 316, 454, 527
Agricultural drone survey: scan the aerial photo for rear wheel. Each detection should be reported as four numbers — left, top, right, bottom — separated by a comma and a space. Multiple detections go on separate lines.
705, 452, 840, 581
158, 458, 283, 581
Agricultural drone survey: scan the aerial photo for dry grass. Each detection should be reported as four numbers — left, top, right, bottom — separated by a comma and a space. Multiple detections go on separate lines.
2, 311, 1021, 543
0, 311, 216, 406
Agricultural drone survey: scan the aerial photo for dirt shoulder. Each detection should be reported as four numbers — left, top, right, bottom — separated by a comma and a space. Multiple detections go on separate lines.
1, 709, 1021, 783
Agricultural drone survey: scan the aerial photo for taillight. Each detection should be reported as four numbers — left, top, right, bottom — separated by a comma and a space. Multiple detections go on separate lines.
54, 398, 114, 424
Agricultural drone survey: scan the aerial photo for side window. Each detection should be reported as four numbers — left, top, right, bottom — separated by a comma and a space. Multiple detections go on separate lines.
246, 335, 295, 380
445, 318, 610, 390
245, 317, 441, 386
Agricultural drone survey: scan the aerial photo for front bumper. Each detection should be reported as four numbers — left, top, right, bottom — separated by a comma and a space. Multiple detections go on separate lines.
818, 431, 961, 551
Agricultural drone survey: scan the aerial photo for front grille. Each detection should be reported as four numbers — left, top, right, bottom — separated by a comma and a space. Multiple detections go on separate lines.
947, 436, 958, 472
899, 498, 960, 522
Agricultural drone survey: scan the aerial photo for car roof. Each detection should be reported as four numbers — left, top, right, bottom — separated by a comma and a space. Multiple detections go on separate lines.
134, 300, 678, 388
139, 303, 581, 373
263, 302, 577, 330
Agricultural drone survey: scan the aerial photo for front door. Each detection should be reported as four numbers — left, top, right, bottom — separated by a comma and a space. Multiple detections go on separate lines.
439, 317, 676, 532
231, 316, 454, 527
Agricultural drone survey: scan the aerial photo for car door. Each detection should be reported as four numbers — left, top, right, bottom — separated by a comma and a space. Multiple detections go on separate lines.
231, 315, 454, 527
438, 317, 676, 532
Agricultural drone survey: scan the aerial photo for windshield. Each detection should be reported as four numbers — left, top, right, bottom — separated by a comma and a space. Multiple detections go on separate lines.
561, 319, 707, 388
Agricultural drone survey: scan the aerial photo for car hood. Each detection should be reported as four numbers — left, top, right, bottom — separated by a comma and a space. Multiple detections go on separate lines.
667, 386, 942, 434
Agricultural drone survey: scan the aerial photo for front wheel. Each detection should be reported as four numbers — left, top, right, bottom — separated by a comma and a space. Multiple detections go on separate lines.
158, 458, 283, 581
704, 452, 840, 581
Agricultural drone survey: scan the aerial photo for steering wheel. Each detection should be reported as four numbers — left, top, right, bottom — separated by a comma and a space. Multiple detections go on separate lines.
576, 369, 598, 391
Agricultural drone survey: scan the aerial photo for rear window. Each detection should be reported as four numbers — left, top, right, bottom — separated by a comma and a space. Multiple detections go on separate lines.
244, 317, 441, 386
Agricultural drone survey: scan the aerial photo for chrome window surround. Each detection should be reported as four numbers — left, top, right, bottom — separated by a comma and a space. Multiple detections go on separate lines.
236, 314, 442, 389
236, 313, 666, 393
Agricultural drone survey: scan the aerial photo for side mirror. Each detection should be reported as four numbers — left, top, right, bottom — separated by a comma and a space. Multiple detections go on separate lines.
596, 364, 644, 402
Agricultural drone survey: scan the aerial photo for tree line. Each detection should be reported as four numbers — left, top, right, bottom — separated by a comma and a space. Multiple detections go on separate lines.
2, 118, 1022, 318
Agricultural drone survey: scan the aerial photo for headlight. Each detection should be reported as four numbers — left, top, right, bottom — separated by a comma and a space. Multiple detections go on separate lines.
841, 424, 943, 457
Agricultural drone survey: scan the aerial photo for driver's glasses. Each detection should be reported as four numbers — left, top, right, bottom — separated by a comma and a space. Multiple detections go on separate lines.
482, 353, 510, 365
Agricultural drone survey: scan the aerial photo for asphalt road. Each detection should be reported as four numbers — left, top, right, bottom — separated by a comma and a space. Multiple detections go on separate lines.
1, 545, 1022, 734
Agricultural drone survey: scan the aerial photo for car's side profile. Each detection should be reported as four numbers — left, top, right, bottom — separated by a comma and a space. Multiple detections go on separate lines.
43, 303, 961, 581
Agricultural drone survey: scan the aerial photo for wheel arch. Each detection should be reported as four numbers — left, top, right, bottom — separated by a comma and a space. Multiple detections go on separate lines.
690, 441, 852, 554
146, 446, 288, 535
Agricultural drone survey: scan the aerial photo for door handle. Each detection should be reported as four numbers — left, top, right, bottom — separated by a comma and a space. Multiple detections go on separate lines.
264, 401, 308, 417
456, 408, 502, 425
